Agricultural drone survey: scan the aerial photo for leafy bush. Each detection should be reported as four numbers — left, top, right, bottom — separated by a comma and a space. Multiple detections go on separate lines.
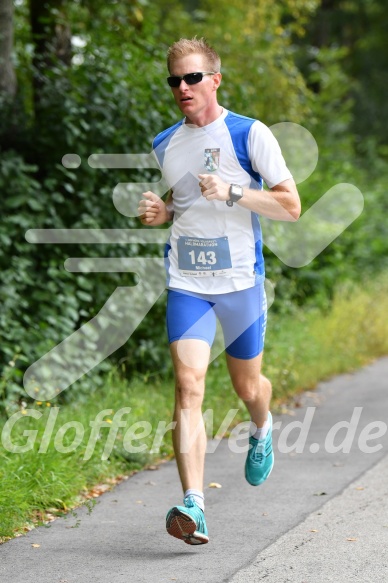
0, 10, 176, 412
1, 0, 387, 412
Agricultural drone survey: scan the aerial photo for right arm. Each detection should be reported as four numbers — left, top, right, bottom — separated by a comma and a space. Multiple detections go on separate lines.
138, 190, 174, 226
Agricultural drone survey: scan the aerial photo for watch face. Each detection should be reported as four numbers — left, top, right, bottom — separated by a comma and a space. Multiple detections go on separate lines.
230, 184, 243, 201
231, 185, 242, 196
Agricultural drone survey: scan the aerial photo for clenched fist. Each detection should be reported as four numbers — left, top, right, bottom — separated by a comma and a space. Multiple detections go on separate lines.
138, 191, 172, 226
198, 174, 230, 202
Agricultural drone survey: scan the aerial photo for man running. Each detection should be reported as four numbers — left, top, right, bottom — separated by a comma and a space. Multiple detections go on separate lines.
138, 37, 300, 545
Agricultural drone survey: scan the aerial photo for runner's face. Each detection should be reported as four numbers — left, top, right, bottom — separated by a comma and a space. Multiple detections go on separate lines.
168, 54, 220, 123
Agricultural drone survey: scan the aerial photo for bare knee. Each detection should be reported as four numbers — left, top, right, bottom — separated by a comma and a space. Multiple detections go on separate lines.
234, 381, 259, 403
233, 374, 272, 403
175, 371, 205, 410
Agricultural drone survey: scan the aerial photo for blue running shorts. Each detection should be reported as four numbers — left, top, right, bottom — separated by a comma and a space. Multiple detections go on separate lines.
166, 283, 267, 360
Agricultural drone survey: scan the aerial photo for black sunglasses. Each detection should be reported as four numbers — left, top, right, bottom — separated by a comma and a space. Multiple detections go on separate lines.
167, 71, 216, 88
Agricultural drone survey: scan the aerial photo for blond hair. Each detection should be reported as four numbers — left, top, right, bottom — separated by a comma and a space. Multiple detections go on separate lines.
167, 37, 221, 73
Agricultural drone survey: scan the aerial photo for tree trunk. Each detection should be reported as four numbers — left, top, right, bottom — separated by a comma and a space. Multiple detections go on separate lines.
0, 0, 17, 98
29, 0, 72, 68
29, 0, 72, 127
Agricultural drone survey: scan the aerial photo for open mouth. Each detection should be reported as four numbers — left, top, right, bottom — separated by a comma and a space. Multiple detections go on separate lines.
181, 97, 193, 102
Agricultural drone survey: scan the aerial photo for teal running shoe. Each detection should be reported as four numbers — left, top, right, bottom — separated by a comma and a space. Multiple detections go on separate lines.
166, 495, 209, 545
245, 412, 274, 486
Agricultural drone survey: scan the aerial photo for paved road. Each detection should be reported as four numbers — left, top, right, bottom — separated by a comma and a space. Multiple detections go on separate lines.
230, 453, 388, 582
1, 358, 388, 583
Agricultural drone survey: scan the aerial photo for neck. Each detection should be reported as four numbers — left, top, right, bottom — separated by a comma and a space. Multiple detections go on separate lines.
185, 104, 223, 127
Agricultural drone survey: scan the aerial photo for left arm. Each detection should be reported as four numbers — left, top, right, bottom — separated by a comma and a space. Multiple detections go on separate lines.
198, 174, 301, 222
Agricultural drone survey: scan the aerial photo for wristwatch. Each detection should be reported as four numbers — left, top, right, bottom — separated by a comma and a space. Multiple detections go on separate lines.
226, 184, 244, 207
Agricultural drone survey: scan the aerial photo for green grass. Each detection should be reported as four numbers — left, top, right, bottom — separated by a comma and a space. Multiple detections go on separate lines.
0, 375, 176, 539
263, 275, 388, 402
1, 275, 388, 540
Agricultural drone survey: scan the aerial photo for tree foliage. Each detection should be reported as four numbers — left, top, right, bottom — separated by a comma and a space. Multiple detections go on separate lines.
302, 0, 388, 150
0, 0, 386, 412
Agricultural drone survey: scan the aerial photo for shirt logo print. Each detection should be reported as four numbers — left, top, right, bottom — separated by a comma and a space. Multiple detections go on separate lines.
204, 148, 220, 172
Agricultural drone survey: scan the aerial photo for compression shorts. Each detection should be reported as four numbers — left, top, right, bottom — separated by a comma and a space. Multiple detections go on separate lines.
166, 283, 267, 360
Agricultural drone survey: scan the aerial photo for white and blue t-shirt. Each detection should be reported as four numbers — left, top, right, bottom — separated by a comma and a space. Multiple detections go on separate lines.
153, 108, 292, 294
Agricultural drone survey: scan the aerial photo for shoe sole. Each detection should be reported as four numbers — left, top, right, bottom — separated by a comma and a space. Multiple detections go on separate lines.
166, 508, 209, 545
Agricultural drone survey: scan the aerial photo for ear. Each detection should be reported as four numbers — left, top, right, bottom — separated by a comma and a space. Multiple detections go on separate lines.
213, 72, 222, 90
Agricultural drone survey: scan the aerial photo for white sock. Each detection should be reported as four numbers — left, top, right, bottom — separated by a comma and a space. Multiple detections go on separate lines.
184, 489, 205, 511
251, 417, 270, 441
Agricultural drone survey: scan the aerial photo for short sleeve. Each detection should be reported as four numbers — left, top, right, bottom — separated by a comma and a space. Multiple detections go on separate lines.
248, 121, 293, 189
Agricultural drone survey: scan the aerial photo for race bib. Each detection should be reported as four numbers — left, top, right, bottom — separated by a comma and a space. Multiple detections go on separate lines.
177, 236, 232, 277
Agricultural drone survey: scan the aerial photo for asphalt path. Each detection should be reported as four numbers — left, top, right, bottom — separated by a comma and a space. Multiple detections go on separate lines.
1, 358, 388, 583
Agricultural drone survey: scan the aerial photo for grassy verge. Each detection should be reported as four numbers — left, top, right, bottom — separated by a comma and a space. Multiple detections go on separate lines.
263, 275, 388, 402
1, 275, 388, 540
